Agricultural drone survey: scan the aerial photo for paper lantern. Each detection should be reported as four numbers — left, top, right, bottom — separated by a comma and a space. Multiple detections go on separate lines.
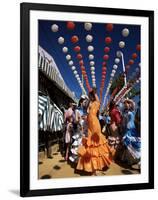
84, 22, 92, 31
76, 54, 82, 60
71, 35, 79, 43
75, 74, 79, 78
91, 71, 95, 75
90, 61, 95, 66
122, 28, 129, 37
111, 73, 114, 77
79, 60, 84, 66
67, 21, 75, 30
116, 51, 122, 58
103, 54, 109, 61
105, 37, 112, 44
115, 58, 120, 64
91, 66, 95, 71
92, 75, 95, 79
119, 41, 125, 48
86, 34, 93, 42
62, 47, 68, 53
71, 66, 76, 70
102, 71, 106, 75
102, 67, 106, 71
69, 60, 74, 66
132, 53, 138, 59
113, 64, 118, 70
102, 62, 106, 66
51, 24, 59, 32
81, 66, 85, 71
66, 54, 71, 60
73, 70, 77, 75
112, 69, 116, 74
128, 59, 134, 65
106, 23, 114, 32
89, 54, 94, 60
74, 46, 81, 52
58, 37, 64, 44
88, 45, 94, 52
104, 47, 110, 53
136, 44, 141, 51
102, 75, 106, 79
82, 70, 86, 75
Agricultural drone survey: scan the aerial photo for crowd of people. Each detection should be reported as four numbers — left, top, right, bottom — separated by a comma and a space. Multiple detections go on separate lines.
58, 88, 141, 175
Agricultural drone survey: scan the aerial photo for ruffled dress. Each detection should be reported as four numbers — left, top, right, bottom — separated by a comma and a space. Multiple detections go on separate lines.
121, 110, 141, 165
76, 101, 112, 172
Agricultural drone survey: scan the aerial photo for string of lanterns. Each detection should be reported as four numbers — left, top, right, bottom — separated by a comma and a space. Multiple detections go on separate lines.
102, 50, 122, 109
52, 23, 87, 94
100, 23, 114, 102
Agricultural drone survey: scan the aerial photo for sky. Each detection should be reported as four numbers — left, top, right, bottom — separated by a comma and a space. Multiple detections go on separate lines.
38, 20, 140, 106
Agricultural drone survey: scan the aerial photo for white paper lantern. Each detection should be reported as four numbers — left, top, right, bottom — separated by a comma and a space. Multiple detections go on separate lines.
136, 79, 140, 83
116, 51, 122, 58
62, 47, 68, 53
91, 71, 95, 75
119, 41, 125, 48
113, 64, 118, 70
69, 60, 73, 66
71, 66, 76, 70
91, 66, 95, 71
51, 24, 59, 32
90, 61, 95, 66
93, 84, 96, 87
88, 45, 94, 52
89, 54, 94, 60
58, 36, 64, 44
75, 74, 79, 78
86, 34, 93, 42
92, 75, 95, 79
115, 58, 120, 64
122, 28, 129, 37
66, 54, 71, 60
111, 73, 114, 77
112, 69, 116, 74
84, 22, 92, 31
78, 80, 82, 84
73, 70, 77, 75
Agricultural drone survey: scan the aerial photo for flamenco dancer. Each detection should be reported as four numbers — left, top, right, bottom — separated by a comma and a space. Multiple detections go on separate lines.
76, 88, 112, 175
121, 99, 141, 167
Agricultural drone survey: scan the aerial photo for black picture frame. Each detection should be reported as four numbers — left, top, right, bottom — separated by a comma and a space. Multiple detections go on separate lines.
20, 2, 154, 197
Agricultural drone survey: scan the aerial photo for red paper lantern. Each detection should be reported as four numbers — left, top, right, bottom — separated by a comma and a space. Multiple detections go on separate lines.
132, 53, 138, 59
103, 54, 109, 61
102, 62, 106, 66
104, 47, 110, 53
67, 21, 75, 30
105, 37, 112, 44
71, 35, 79, 43
74, 46, 81, 52
82, 71, 86, 75
102, 67, 106, 71
79, 60, 84, 66
102, 75, 106, 79
77, 54, 82, 60
106, 23, 114, 32
136, 44, 141, 51
102, 71, 106, 75
81, 66, 85, 71
128, 59, 134, 65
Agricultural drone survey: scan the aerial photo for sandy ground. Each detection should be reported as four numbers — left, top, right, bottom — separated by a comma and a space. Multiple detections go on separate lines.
38, 144, 140, 179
